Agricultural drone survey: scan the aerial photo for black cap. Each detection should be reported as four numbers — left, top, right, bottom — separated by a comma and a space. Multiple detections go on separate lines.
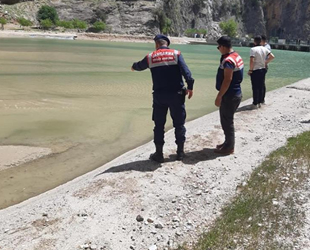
154, 34, 170, 46
217, 36, 232, 48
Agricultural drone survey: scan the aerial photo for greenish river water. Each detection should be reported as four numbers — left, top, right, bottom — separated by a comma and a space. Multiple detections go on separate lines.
0, 38, 309, 209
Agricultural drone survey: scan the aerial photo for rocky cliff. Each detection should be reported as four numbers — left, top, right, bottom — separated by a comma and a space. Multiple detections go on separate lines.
0, 0, 309, 40
264, 0, 310, 40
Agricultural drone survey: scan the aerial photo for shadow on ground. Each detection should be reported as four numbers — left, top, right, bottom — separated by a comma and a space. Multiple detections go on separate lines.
301, 120, 310, 124
236, 104, 257, 113
173, 147, 227, 165
95, 159, 166, 176
96, 147, 227, 175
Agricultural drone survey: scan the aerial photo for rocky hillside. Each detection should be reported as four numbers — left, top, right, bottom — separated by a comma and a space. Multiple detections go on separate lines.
0, 0, 309, 40
264, 0, 310, 40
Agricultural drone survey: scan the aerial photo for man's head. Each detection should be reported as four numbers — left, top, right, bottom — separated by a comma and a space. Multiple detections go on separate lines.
254, 35, 262, 45
154, 34, 170, 49
216, 36, 232, 54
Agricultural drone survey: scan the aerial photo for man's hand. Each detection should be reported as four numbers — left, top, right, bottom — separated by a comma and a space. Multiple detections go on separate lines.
131, 67, 135, 72
186, 89, 193, 99
215, 94, 222, 107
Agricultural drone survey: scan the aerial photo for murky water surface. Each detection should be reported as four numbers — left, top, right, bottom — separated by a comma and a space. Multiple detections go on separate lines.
0, 38, 309, 209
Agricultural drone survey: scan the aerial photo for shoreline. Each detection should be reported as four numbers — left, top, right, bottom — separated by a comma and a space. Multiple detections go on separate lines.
0, 29, 204, 44
0, 78, 309, 249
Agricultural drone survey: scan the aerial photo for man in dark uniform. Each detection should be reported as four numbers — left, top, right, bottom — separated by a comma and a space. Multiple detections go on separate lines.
214, 36, 244, 155
131, 34, 195, 163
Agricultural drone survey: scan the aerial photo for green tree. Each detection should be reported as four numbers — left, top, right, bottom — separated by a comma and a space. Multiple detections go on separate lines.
153, 9, 173, 35
17, 17, 32, 28
40, 19, 53, 30
184, 28, 207, 37
92, 21, 106, 32
72, 19, 87, 30
162, 17, 172, 35
219, 19, 238, 38
0, 17, 7, 30
56, 20, 74, 29
37, 5, 59, 25
198, 28, 207, 36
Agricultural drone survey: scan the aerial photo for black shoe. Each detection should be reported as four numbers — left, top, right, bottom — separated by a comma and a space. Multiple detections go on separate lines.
214, 147, 234, 155
176, 151, 185, 161
149, 152, 164, 163
216, 142, 225, 149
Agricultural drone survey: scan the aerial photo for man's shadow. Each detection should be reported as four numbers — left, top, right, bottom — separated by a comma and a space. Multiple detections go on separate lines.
236, 104, 257, 113
173, 147, 227, 165
96, 147, 225, 176
301, 120, 310, 124
95, 157, 175, 176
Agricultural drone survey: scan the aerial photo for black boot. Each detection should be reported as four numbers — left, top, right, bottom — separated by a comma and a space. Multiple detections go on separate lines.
150, 144, 164, 163
176, 143, 185, 161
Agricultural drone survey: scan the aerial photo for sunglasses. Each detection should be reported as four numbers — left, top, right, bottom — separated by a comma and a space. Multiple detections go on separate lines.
217, 45, 221, 50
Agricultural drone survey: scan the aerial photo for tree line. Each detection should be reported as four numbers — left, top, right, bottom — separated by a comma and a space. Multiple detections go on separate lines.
0, 5, 106, 32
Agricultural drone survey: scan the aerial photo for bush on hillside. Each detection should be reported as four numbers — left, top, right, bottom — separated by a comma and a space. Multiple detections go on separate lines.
184, 28, 207, 37
153, 8, 173, 35
219, 19, 238, 38
37, 5, 59, 25
17, 17, 33, 28
40, 19, 53, 30
92, 21, 106, 32
72, 19, 87, 30
0, 17, 7, 30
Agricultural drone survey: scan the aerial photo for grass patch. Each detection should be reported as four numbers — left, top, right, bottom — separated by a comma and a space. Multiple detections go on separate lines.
178, 131, 310, 250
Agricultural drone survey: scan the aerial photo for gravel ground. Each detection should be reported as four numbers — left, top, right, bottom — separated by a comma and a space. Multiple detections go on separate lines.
0, 78, 309, 250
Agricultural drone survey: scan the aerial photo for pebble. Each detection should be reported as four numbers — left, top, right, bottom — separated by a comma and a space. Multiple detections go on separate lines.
172, 216, 180, 222
136, 215, 144, 222
149, 245, 157, 250
155, 223, 164, 229
147, 218, 154, 223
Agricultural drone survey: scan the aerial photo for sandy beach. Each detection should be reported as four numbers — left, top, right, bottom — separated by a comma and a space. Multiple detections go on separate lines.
0, 77, 309, 249
0, 28, 204, 44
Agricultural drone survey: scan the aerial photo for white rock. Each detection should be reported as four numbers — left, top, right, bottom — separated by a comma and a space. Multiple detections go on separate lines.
149, 245, 157, 250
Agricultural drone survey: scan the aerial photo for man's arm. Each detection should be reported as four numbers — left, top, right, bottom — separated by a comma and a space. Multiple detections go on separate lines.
215, 67, 233, 107
248, 56, 255, 75
178, 54, 195, 99
266, 52, 275, 65
131, 56, 148, 71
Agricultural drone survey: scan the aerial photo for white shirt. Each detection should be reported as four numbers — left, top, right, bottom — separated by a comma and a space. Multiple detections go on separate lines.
250, 46, 271, 70
264, 43, 271, 51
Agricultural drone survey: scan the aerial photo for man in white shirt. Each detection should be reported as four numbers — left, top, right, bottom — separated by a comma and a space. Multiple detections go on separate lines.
261, 35, 271, 51
248, 36, 275, 108
261, 35, 271, 104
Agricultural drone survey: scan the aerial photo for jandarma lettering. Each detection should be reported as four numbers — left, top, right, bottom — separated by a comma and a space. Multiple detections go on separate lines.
153, 52, 174, 57
153, 56, 175, 62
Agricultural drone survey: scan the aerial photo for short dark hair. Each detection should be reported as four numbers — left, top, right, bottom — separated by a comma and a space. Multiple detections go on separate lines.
261, 35, 267, 41
254, 35, 262, 44
217, 36, 232, 48
156, 39, 168, 46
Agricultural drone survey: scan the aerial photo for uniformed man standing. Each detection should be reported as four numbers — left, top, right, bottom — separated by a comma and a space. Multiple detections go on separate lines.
214, 36, 244, 155
131, 34, 195, 163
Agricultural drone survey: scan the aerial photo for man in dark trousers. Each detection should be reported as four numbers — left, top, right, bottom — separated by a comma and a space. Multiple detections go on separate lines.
214, 36, 244, 155
248, 36, 275, 108
131, 34, 195, 163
